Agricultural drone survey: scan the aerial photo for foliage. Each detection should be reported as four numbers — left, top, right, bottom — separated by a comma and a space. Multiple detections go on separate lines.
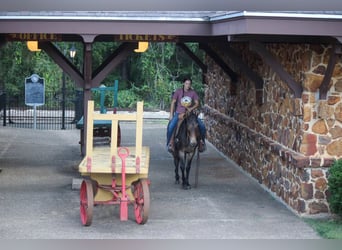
117, 89, 140, 109
0, 41, 205, 110
0, 42, 77, 97
127, 42, 205, 109
328, 159, 342, 216
0, 42, 34, 95
304, 218, 342, 239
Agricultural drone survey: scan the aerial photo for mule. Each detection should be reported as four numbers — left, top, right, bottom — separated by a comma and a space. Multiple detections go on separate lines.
172, 111, 201, 189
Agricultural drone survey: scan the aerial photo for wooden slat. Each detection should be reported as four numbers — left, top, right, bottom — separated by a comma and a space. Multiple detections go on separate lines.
92, 113, 138, 121
135, 102, 143, 164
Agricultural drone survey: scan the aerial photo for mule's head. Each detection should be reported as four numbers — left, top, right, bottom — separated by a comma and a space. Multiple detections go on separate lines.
186, 112, 200, 148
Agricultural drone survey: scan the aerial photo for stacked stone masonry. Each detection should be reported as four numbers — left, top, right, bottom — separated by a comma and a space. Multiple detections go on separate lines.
203, 42, 342, 215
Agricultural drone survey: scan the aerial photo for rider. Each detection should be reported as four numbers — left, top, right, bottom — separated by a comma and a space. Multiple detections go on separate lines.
166, 77, 206, 153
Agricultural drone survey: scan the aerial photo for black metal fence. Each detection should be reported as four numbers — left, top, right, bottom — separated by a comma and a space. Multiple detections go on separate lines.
2, 90, 83, 130
0, 92, 6, 126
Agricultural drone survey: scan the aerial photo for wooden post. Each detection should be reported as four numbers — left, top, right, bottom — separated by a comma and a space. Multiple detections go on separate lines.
83, 43, 93, 155
86, 101, 94, 158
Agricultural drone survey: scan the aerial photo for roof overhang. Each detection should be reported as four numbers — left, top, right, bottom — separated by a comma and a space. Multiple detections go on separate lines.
1, 11, 342, 43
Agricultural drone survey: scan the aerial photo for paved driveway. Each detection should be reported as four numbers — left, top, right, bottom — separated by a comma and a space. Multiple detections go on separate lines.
0, 121, 320, 239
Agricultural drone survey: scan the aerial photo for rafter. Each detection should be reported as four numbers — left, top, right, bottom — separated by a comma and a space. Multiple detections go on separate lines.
221, 43, 264, 104
221, 43, 264, 90
319, 44, 341, 99
39, 41, 83, 87
0, 35, 6, 48
92, 42, 137, 86
176, 43, 207, 73
199, 43, 238, 83
249, 41, 303, 98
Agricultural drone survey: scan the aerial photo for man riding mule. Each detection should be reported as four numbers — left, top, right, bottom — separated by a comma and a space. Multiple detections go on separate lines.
166, 77, 206, 153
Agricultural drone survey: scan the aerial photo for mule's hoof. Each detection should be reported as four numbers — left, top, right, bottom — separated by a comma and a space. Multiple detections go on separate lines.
175, 180, 180, 184
182, 184, 191, 190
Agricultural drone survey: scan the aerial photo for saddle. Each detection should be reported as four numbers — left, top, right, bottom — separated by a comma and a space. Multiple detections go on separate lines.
169, 109, 205, 153
174, 110, 199, 145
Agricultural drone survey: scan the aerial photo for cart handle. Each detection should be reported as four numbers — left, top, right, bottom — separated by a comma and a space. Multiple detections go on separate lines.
118, 147, 130, 158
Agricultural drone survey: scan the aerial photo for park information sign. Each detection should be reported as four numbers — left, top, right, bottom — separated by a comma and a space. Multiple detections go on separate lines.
25, 74, 45, 106
25, 74, 45, 129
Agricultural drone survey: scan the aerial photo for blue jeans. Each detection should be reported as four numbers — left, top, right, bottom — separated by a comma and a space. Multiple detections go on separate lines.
166, 112, 206, 145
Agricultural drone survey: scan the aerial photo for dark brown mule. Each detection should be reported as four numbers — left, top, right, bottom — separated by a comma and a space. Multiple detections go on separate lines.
172, 111, 201, 189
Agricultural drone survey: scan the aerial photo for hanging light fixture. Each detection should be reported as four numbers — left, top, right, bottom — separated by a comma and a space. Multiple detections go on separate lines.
69, 44, 76, 59
134, 41, 149, 53
27, 41, 41, 52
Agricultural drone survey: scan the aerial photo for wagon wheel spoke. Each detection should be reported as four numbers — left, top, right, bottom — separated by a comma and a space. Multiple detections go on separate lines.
80, 180, 94, 226
133, 179, 150, 225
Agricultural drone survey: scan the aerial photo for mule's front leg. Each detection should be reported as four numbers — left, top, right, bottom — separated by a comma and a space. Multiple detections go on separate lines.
182, 166, 191, 189
183, 153, 195, 190
180, 155, 191, 190
177, 156, 187, 189
180, 162, 188, 189
174, 156, 180, 184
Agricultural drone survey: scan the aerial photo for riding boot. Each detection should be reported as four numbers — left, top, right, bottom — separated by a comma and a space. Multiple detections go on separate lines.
198, 139, 206, 153
168, 132, 175, 153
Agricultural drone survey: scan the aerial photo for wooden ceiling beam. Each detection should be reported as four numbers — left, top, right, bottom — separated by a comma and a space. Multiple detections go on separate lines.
199, 43, 238, 83
91, 42, 137, 86
249, 41, 303, 98
176, 43, 207, 73
38, 41, 84, 87
319, 44, 341, 99
220, 43, 264, 90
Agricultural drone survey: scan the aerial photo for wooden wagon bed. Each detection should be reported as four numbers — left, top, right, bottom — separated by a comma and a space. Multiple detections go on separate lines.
78, 146, 150, 174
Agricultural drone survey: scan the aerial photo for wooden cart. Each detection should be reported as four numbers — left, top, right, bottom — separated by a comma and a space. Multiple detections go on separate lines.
78, 100, 150, 226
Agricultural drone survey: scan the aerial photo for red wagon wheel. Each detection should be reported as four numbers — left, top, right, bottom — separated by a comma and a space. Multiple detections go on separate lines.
133, 178, 150, 225
80, 180, 94, 226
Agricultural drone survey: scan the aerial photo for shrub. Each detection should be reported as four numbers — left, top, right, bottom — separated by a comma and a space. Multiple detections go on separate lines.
117, 89, 139, 109
328, 159, 342, 217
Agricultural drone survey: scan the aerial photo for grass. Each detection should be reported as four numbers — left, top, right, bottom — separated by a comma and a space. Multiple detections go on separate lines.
303, 216, 342, 239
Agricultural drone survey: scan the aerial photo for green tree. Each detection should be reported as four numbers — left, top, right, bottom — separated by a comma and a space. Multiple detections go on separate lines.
0, 42, 35, 96
1, 40, 205, 110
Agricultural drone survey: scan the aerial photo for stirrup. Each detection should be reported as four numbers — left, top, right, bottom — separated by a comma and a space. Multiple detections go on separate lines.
198, 140, 206, 153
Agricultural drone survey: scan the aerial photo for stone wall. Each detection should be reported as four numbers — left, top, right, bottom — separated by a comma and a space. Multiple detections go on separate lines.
203, 42, 342, 215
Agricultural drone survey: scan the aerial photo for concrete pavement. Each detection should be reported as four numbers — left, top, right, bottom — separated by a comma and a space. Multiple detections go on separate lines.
0, 121, 320, 239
